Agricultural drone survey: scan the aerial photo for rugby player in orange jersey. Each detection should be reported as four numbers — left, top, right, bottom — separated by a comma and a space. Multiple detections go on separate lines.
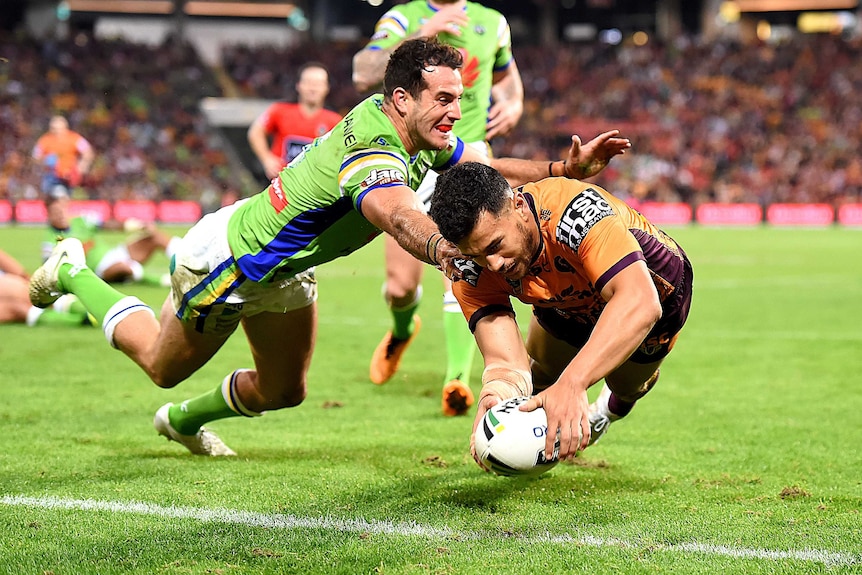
32, 115, 94, 195
429, 162, 693, 466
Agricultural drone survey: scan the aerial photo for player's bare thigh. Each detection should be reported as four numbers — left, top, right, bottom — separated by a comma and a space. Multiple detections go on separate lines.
238, 302, 318, 412
116, 296, 233, 389
525, 315, 578, 391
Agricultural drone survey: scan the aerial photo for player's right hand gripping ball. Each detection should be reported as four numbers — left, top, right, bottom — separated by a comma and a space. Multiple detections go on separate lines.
474, 397, 560, 477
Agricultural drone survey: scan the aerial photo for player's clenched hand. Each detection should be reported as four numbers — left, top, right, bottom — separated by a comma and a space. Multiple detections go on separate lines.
520, 385, 591, 461
435, 240, 464, 282
421, 4, 469, 37
563, 130, 631, 180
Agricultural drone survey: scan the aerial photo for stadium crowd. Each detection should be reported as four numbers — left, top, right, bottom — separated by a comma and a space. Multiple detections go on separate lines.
2, 29, 862, 210
0, 31, 246, 210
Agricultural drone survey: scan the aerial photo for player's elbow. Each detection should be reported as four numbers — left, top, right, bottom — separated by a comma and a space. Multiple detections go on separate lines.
640, 297, 663, 331
352, 71, 373, 94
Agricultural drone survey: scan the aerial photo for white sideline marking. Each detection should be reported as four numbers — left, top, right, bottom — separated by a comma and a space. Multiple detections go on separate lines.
2, 495, 858, 567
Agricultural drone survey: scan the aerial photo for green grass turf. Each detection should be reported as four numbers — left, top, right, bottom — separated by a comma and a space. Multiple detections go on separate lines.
0, 224, 860, 574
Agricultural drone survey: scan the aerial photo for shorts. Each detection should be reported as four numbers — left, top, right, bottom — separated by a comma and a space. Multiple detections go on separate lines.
170, 199, 318, 336
534, 252, 693, 364
416, 140, 491, 208
91, 244, 130, 278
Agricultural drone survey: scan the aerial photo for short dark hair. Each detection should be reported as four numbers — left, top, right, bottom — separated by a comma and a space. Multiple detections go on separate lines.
298, 61, 329, 79
383, 37, 463, 100
429, 162, 512, 244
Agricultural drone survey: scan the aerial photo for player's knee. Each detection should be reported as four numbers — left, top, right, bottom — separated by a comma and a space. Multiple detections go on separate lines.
607, 368, 660, 403
275, 385, 307, 409
149, 371, 183, 389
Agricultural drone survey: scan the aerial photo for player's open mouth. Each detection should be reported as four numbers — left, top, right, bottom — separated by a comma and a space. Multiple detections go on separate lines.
437, 125, 452, 133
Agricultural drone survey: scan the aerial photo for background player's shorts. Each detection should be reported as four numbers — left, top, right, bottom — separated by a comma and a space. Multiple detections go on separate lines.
416, 140, 491, 209
170, 199, 318, 336
91, 244, 128, 278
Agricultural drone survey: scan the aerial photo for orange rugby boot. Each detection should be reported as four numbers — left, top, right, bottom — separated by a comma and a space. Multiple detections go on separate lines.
441, 379, 474, 416
369, 316, 421, 384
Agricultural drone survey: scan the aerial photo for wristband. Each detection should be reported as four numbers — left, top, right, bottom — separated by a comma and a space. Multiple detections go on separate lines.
479, 367, 532, 402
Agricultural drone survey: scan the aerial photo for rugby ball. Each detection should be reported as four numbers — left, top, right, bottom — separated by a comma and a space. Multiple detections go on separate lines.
474, 396, 559, 477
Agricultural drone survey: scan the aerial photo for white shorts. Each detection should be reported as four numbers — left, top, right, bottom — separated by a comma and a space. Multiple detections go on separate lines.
93, 244, 133, 278
170, 199, 318, 335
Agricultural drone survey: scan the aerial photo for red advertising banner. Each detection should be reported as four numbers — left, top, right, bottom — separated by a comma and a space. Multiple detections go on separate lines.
0, 200, 11, 223
638, 202, 692, 225
14, 200, 47, 223
766, 203, 834, 226
696, 203, 762, 226
158, 200, 202, 223
68, 200, 112, 222
837, 203, 862, 226
113, 200, 158, 223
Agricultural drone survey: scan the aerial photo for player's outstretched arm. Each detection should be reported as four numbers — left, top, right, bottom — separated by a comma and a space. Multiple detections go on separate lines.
360, 183, 463, 280
461, 130, 630, 188
562, 130, 632, 179
470, 313, 532, 469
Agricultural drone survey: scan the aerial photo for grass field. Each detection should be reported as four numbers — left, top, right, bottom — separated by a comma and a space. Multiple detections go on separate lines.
0, 223, 860, 574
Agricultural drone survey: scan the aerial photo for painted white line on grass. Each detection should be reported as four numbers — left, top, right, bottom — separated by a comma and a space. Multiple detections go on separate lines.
2, 495, 858, 567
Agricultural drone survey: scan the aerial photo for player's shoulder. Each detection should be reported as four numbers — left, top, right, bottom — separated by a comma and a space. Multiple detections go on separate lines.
340, 99, 406, 154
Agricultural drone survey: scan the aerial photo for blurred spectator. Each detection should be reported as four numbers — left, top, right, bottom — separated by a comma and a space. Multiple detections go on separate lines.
247, 62, 341, 180
31, 114, 94, 197
0, 30, 248, 206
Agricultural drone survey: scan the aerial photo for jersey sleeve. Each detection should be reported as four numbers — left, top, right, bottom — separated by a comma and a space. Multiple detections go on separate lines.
432, 134, 465, 171
452, 261, 515, 332
339, 147, 410, 212
364, 8, 409, 50
493, 14, 514, 72
75, 134, 92, 154
555, 188, 645, 292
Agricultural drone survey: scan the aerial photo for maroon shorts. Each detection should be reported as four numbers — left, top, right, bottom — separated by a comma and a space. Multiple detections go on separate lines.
533, 250, 693, 364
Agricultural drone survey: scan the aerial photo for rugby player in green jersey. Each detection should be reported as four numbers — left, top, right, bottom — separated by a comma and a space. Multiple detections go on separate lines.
42, 190, 180, 286
29, 38, 629, 456
354, 0, 525, 416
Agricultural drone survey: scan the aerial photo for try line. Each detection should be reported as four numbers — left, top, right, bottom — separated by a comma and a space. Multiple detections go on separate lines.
2, 495, 857, 567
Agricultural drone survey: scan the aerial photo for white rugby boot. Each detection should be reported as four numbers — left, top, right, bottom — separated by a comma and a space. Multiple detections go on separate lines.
587, 384, 614, 447
154, 403, 237, 456
29, 237, 86, 308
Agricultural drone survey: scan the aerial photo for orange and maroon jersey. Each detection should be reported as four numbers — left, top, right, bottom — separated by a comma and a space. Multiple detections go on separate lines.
454, 177, 691, 336
32, 130, 91, 181
260, 102, 341, 166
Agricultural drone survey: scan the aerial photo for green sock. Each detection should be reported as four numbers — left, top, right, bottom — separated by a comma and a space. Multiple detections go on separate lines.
168, 373, 248, 435
31, 308, 91, 327
390, 301, 419, 340
58, 263, 127, 325
443, 297, 476, 385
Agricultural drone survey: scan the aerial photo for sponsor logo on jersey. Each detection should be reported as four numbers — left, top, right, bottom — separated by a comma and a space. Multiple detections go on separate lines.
473, 25, 486, 35
268, 177, 289, 213
556, 188, 614, 252
360, 168, 405, 189
454, 258, 482, 286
